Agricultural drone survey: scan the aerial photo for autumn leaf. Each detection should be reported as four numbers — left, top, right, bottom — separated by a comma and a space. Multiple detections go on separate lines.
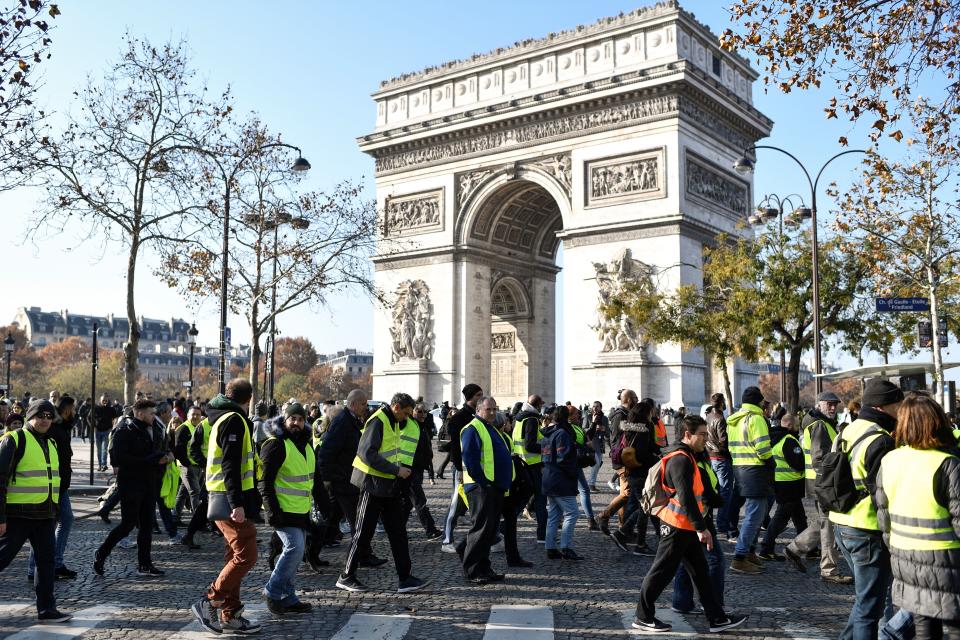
889, 130, 903, 142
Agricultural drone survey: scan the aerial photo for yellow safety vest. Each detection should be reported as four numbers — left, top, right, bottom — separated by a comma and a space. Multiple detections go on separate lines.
160, 459, 180, 509
512, 416, 544, 465
397, 419, 420, 467
462, 417, 515, 487
829, 419, 887, 531
772, 433, 803, 483
268, 436, 315, 515
205, 412, 255, 492
352, 408, 400, 479
572, 424, 586, 446
801, 417, 838, 480
191, 418, 211, 465
698, 459, 719, 493
5, 429, 60, 505
727, 404, 772, 467
881, 446, 960, 551
953, 427, 960, 444
179, 421, 199, 467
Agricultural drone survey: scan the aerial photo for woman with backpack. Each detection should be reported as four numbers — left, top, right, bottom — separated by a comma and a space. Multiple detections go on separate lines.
875, 392, 960, 640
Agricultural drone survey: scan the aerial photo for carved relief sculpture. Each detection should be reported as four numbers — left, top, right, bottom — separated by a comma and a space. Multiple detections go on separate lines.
586, 148, 665, 206
389, 280, 435, 362
458, 169, 494, 208
528, 153, 572, 195
384, 190, 443, 235
590, 248, 653, 354
491, 332, 516, 352
685, 154, 748, 217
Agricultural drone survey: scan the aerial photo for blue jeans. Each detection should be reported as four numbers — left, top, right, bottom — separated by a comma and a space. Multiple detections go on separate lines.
95, 431, 110, 467
835, 525, 893, 640
711, 458, 738, 533
577, 469, 595, 519
442, 468, 467, 544
157, 501, 177, 538
672, 523, 726, 611
589, 451, 604, 486
28, 493, 73, 575
734, 496, 770, 556
264, 526, 305, 604
545, 495, 578, 550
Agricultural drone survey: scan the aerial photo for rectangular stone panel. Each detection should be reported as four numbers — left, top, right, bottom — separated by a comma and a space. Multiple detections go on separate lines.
384, 188, 445, 236
584, 147, 666, 208
684, 151, 749, 219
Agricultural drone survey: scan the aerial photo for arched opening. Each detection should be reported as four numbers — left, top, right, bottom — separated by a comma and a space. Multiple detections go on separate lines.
490, 277, 531, 403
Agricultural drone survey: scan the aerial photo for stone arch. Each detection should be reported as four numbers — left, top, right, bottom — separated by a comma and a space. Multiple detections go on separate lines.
490, 276, 531, 320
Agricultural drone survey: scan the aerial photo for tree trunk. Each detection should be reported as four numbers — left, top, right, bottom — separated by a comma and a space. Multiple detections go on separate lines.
718, 354, 733, 412
928, 274, 945, 406
784, 344, 803, 415
123, 242, 141, 404
247, 298, 261, 416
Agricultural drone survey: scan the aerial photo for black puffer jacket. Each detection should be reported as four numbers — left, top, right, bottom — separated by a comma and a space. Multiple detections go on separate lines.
875, 450, 960, 621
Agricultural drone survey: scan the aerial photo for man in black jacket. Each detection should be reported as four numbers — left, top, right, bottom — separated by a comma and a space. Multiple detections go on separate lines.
441, 383, 483, 551
758, 412, 807, 560
173, 405, 204, 525
93, 399, 170, 578
317, 389, 383, 567
403, 404, 442, 539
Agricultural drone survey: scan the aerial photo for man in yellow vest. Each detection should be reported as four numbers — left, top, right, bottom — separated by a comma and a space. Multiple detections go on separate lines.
336, 392, 429, 594
259, 402, 318, 615
513, 394, 547, 543
785, 390, 852, 583
726, 386, 774, 574
173, 405, 204, 533
180, 411, 214, 550
829, 379, 901, 639
0, 399, 72, 623
758, 413, 806, 560
190, 380, 261, 635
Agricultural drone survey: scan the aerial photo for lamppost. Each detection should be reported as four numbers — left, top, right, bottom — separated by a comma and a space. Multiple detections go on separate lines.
187, 323, 198, 399
747, 193, 807, 404
4, 332, 15, 399
734, 146, 866, 394
89, 322, 99, 485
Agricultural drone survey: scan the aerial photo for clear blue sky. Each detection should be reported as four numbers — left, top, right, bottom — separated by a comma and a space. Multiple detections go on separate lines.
2, 1, 953, 393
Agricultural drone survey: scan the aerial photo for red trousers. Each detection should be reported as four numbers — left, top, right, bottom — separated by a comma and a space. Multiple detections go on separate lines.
207, 518, 257, 620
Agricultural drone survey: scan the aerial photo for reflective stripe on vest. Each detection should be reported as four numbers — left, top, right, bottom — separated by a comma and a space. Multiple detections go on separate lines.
772, 434, 803, 483
205, 412, 255, 492
6, 429, 60, 505
829, 419, 886, 531
726, 405, 771, 466
881, 447, 960, 551
269, 436, 315, 515
352, 408, 400, 479
397, 419, 420, 467
512, 417, 543, 465
801, 418, 837, 480
462, 417, 515, 487
658, 449, 704, 531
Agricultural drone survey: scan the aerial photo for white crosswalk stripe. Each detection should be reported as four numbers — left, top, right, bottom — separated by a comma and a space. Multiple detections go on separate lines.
621, 607, 697, 636
483, 605, 553, 639
330, 613, 412, 640
780, 623, 830, 639
4, 604, 128, 640
169, 603, 267, 640
0, 601, 33, 618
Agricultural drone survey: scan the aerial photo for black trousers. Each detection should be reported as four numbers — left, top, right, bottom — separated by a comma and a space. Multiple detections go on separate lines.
330, 487, 371, 560
517, 464, 547, 541
636, 523, 725, 624
915, 615, 960, 640
458, 485, 505, 578
343, 491, 411, 580
98, 483, 155, 567
404, 473, 437, 533
760, 499, 807, 554
501, 480, 532, 563
0, 517, 56, 613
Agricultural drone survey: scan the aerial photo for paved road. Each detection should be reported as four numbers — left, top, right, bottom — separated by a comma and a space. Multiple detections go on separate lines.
0, 438, 855, 639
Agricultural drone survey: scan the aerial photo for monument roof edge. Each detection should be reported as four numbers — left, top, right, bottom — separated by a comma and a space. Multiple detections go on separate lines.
372, 1, 753, 95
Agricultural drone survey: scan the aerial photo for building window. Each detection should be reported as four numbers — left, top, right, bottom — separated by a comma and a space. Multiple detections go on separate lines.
712, 53, 721, 76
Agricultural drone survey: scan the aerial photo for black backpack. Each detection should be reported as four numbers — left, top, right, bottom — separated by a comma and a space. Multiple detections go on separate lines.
437, 422, 451, 452
814, 425, 880, 513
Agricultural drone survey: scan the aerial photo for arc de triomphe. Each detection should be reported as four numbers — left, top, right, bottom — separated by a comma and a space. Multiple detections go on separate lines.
359, 1, 771, 407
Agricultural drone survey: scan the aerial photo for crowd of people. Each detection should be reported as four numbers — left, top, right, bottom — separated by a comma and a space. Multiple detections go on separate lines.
0, 378, 958, 638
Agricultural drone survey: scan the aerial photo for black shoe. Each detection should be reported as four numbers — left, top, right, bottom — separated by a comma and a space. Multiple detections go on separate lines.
632, 544, 656, 557
758, 552, 785, 561
27, 574, 34, 583
632, 616, 672, 632
307, 555, 330, 572
436, 473, 445, 480
588, 517, 599, 531
98, 511, 111, 525
54, 566, 78, 580
180, 535, 201, 550
397, 575, 429, 593
507, 558, 534, 568
610, 530, 630, 553
284, 601, 312, 614
425, 529, 443, 541
265, 597, 286, 615
481, 571, 505, 581
359, 554, 388, 568
38, 609, 73, 623
784, 547, 807, 573
546, 549, 562, 560
93, 551, 106, 577
709, 613, 748, 632
469, 574, 494, 584
561, 548, 583, 561
137, 564, 165, 577
336, 574, 369, 592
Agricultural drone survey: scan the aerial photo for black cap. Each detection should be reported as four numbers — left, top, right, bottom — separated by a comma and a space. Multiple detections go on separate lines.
862, 380, 904, 407
24, 399, 57, 422
462, 383, 482, 401
741, 386, 764, 406
817, 391, 841, 403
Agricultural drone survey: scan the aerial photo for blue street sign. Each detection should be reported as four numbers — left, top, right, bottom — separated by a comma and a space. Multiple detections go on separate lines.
876, 297, 930, 312
225, 327, 232, 347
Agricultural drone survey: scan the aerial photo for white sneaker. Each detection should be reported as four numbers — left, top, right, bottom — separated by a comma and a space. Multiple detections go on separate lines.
167, 533, 184, 545
441, 543, 458, 554
607, 479, 618, 491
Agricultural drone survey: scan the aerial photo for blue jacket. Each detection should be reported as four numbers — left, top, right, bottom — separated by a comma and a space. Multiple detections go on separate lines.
541, 423, 578, 497
461, 418, 512, 493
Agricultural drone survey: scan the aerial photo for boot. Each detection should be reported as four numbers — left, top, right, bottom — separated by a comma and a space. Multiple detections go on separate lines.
745, 552, 763, 566
588, 517, 599, 531
730, 556, 763, 574
598, 515, 610, 536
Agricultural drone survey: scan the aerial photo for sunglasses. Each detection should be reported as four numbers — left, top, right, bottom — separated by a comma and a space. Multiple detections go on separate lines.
35, 412, 55, 420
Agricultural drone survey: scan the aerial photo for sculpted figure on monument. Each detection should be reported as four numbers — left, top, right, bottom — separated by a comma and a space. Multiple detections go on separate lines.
590, 248, 652, 353
389, 279, 435, 362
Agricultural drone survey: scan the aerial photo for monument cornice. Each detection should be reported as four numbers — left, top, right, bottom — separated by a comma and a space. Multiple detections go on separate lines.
558, 214, 729, 248
373, 243, 560, 278
361, 76, 770, 177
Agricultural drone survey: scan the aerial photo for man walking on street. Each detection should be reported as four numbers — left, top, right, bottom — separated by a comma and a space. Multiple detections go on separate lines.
441, 384, 484, 552
401, 404, 442, 539
705, 393, 738, 539
0, 399, 72, 623
512, 394, 547, 543
336, 393, 429, 594
92, 395, 116, 472
190, 380, 262, 635
173, 405, 204, 528
632, 415, 746, 633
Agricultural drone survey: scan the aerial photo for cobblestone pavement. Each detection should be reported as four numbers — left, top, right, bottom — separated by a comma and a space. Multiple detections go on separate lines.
0, 443, 856, 639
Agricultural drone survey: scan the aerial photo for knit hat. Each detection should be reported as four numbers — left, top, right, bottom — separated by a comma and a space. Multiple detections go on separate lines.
861, 379, 904, 408
284, 402, 306, 419
24, 399, 57, 422
817, 391, 841, 403
741, 386, 764, 406
5, 413, 23, 426
462, 383, 482, 401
